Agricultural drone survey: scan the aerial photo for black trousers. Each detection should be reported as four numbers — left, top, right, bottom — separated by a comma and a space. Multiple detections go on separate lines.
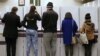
65, 44, 73, 56
5, 37, 17, 56
83, 40, 94, 56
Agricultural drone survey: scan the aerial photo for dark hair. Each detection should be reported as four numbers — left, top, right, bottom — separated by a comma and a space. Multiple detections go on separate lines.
27, 6, 36, 19
85, 13, 91, 20
65, 12, 73, 19
11, 7, 18, 12
29, 6, 36, 13
47, 2, 53, 8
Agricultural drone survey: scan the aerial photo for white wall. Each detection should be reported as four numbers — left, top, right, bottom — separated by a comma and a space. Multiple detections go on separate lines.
0, 0, 30, 18
41, 0, 98, 6
0, 0, 99, 18
41, 0, 80, 6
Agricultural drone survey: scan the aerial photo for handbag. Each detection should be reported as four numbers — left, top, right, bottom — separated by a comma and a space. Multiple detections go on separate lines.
72, 36, 77, 44
80, 33, 88, 44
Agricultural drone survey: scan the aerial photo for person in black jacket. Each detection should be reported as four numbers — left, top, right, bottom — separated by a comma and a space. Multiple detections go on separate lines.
2, 7, 21, 56
42, 2, 58, 56
22, 6, 41, 56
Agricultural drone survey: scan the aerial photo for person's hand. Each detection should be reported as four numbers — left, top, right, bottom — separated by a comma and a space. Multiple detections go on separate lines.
35, 11, 38, 14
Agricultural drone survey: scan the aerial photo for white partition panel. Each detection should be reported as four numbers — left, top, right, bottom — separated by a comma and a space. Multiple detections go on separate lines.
36, 6, 42, 30
41, 6, 61, 30
16, 37, 24, 56
17, 7, 24, 21
79, 6, 98, 56
60, 38, 65, 56
23, 6, 29, 16
0, 25, 4, 34
0, 6, 9, 18
56, 38, 62, 56
97, 7, 100, 56
0, 45, 6, 56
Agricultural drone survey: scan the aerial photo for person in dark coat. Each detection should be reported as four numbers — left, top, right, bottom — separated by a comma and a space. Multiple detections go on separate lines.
61, 12, 78, 56
1, 7, 21, 56
42, 2, 58, 56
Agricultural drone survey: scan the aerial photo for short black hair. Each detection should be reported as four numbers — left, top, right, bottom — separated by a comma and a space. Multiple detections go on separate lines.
85, 13, 91, 19
11, 7, 18, 12
47, 2, 53, 8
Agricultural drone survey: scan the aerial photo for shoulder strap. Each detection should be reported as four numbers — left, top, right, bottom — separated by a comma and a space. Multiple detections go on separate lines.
83, 23, 86, 33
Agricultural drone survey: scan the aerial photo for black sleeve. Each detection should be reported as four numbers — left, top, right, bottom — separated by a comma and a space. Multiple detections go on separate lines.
56, 13, 58, 21
92, 23, 95, 31
72, 20, 78, 36
17, 16, 22, 28
21, 15, 27, 28
35, 12, 41, 21
54, 13, 58, 26
74, 21, 78, 33
2, 13, 8, 23
42, 12, 47, 29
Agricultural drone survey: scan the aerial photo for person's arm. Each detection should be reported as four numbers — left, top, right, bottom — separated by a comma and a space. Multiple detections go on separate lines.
72, 20, 78, 36
80, 23, 85, 33
92, 23, 95, 32
17, 16, 22, 28
56, 13, 58, 21
21, 15, 27, 28
1, 13, 8, 23
42, 12, 46, 29
35, 11, 41, 21
74, 21, 78, 33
